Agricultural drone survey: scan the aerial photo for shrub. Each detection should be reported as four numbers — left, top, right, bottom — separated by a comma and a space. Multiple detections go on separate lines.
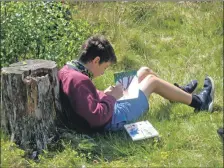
1, 1, 95, 68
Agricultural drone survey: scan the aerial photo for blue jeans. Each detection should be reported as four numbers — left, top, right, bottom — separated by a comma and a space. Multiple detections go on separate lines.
104, 89, 149, 131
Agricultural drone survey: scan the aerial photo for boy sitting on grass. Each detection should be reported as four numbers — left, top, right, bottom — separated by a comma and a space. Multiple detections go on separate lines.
58, 35, 215, 133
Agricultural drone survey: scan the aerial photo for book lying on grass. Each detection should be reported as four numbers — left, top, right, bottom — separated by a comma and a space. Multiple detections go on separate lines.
124, 120, 159, 141
114, 70, 139, 100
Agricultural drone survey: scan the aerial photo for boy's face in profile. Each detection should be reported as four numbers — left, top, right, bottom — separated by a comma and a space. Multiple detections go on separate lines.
90, 56, 111, 78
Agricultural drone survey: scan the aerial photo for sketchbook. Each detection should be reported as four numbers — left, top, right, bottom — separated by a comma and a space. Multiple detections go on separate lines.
114, 70, 139, 100
124, 120, 159, 141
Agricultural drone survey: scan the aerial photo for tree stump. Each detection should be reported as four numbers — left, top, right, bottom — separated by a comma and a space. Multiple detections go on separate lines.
1, 59, 62, 151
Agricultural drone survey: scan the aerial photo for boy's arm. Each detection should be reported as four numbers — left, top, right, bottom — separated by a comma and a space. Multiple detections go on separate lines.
68, 80, 116, 128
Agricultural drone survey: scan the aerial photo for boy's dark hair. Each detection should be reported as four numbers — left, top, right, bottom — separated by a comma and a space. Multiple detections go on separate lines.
78, 35, 117, 64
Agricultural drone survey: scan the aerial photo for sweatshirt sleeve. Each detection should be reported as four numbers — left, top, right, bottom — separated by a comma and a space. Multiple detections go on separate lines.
68, 79, 116, 128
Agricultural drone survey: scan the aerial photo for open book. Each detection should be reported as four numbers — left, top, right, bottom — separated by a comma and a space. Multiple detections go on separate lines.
114, 70, 139, 100
124, 120, 159, 141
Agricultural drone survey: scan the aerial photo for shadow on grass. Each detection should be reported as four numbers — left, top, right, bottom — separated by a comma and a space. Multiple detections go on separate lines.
154, 103, 172, 121
43, 127, 164, 164
153, 103, 193, 121
154, 102, 223, 121
212, 104, 223, 112
90, 131, 163, 163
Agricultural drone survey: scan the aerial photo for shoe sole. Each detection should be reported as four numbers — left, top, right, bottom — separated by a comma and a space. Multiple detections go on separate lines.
207, 76, 215, 112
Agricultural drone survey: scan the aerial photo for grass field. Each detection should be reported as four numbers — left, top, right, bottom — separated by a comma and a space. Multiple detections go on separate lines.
1, 1, 223, 167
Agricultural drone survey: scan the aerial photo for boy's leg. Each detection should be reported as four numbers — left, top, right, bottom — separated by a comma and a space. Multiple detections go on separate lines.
139, 74, 215, 112
139, 75, 192, 104
137, 67, 198, 94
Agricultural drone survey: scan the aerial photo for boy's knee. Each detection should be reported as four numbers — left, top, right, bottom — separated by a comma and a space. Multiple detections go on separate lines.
145, 74, 157, 82
137, 66, 151, 73
137, 67, 153, 83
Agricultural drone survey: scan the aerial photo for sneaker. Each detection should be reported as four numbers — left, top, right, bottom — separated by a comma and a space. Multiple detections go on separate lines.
195, 76, 215, 112
174, 80, 198, 93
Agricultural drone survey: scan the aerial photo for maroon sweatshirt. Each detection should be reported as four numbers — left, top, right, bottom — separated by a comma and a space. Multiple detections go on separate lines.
58, 65, 116, 129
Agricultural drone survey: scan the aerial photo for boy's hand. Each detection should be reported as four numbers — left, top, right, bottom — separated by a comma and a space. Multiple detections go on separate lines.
104, 84, 124, 100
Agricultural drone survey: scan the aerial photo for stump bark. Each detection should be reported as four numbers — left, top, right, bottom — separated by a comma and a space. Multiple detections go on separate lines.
1, 59, 62, 151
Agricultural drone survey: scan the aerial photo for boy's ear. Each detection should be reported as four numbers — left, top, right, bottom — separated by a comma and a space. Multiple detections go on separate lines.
93, 56, 100, 64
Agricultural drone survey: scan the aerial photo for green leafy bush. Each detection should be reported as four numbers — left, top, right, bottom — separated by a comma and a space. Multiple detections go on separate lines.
1, 1, 95, 68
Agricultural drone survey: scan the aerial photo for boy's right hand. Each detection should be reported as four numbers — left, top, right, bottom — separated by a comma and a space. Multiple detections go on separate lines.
104, 84, 124, 100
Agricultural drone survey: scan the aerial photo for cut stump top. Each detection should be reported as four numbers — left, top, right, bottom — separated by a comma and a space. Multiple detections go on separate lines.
1, 59, 57, 75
